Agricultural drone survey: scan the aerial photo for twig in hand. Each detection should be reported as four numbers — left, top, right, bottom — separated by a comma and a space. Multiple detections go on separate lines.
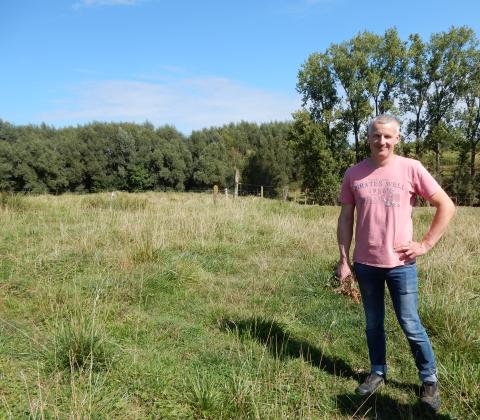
332, 274, 361, 304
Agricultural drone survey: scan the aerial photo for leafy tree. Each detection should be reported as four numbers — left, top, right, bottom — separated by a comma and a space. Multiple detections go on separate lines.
155, 127, 190, 191
453, 48, 480, 204
297, 52, 339, 127
0, 120, 18, 143
243, 124, 294, 196
425, 26, 478, 175
329, 32, 374, 162
402, 33, 430, 155
0, 141, 16, 191
191, 141, 230, 187
289, 110, 344, 205
74, 123, 112, 192
108, 126, 137, 190
366, 28, 407, 116
7, 125, 67, 193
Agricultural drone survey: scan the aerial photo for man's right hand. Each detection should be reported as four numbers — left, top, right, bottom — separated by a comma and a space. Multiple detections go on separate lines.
336, 260, 352, 280
337, 203, 354, 280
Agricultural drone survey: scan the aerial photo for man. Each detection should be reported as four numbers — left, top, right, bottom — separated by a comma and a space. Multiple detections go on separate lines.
336, 114, 455, 411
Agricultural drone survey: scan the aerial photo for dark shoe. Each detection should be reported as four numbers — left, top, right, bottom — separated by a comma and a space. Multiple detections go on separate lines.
355, 372, 385, 395
420, 381, 440, 412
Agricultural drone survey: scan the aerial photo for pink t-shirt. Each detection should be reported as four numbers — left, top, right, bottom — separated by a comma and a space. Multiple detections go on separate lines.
339, 156, 441, 268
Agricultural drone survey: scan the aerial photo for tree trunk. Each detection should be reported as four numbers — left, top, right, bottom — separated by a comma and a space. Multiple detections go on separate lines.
415, 116, 420, 159
354, 124, 360, 163
471, 141, 477, 179
435, 141, 440, 177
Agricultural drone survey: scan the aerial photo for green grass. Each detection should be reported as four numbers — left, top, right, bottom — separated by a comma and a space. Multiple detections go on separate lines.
0, 192, 478, 419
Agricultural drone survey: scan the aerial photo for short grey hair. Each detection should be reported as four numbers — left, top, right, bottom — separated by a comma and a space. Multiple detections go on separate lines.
367, 114, 400, 135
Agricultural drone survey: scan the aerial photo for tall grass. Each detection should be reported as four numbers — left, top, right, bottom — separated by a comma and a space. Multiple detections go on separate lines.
0, 192, 478, 418
0, 192, 29, 211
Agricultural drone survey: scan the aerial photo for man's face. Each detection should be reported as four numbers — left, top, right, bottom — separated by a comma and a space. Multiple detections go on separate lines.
368, 122, 400, 162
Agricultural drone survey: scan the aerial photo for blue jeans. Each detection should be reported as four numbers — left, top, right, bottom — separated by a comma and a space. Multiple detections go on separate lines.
354, 262, 437, 383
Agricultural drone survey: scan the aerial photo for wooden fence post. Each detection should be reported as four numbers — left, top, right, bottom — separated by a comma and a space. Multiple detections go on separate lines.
234, 169, 239, 199
224, 188, 229, 199
260, 185, 263, 198
283, 186, 289, 201
213, 185, 218, 205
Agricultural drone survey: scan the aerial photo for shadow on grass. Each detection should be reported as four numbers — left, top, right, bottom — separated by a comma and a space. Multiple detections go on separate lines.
218, 317, 455, 419
336, 392, 453, 420
218, 316, 357, 378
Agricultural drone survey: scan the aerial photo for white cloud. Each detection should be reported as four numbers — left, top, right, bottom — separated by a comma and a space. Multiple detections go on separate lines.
37, 77, 300, 133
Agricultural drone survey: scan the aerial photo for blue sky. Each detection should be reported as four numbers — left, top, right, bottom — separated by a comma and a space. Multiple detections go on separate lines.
1, 0, 479, 134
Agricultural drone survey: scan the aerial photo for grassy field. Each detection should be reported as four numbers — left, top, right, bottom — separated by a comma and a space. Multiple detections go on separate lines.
0, 192, 478, 419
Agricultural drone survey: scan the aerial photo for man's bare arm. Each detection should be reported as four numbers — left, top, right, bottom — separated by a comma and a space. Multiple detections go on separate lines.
395, 189, 455, 259
336, 203, 355, 279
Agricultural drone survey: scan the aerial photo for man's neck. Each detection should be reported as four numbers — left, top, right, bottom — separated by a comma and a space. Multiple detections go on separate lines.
368, 154, 397, 168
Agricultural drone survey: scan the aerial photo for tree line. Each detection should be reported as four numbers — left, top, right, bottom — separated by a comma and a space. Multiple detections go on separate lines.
0, 26, 478, 205
0, 120, 296, 197
295, 26, 479, 206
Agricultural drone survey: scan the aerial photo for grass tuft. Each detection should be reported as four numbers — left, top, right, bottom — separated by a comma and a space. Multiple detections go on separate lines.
47, 314, 114, 373
184, 369, 220, 418
0, 192, 28, 211
81, 192, 148, 211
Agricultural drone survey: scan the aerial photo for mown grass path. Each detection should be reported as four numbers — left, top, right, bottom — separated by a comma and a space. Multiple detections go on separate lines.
0, 193, 478, 418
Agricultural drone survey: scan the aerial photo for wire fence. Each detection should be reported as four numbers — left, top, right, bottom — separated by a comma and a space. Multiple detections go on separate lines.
183, 184, 479, 207
2, 186, 475, 207
184, 183, 320, 205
